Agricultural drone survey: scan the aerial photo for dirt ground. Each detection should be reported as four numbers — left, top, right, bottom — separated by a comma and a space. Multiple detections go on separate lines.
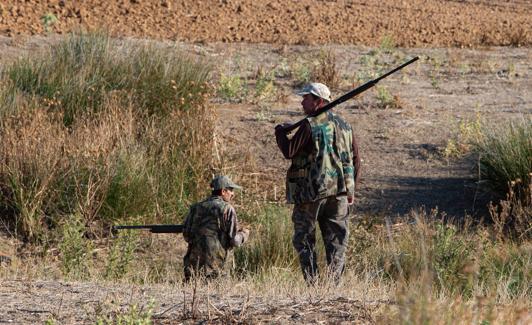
0, 0, 531, 47
0, 1, 531, 324
0, 279, 390, 324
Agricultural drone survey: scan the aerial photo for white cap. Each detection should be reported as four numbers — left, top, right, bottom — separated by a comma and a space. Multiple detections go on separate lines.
296, 82, 331, 102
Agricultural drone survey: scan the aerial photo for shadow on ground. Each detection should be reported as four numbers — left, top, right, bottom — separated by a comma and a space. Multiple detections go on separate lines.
358, 175, 494, 219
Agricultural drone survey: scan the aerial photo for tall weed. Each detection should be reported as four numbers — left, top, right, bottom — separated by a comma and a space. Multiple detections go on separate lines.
432, 222, 475, 296
443, 115, 483, 158
310, 50, 340, 89
217, 73, 247, 102
0, 107, 66, 240
253, 67, 277, 102
489, 179, 531, 241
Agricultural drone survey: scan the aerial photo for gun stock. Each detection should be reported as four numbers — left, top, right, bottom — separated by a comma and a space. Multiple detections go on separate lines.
280, 56, 419, 133
113, 224, 184, 234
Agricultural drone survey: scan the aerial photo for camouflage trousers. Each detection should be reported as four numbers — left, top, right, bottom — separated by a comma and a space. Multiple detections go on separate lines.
292, 195, 350, 284
183, 245, 232, 282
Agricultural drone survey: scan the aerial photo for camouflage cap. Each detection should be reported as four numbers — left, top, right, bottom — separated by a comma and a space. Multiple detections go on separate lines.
297, 82, 331, 102
210, 175, 242, 191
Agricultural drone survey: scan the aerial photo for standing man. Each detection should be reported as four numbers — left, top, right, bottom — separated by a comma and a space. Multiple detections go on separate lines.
182, 175, 250, 281
275, 82, 361, 284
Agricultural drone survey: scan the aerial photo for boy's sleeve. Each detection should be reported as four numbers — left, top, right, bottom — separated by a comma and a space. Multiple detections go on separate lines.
222, 205, 248, 247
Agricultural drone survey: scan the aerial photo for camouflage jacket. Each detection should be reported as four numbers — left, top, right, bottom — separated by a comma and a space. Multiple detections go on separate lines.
182, 195, 246, 278
286, 111, 355, 204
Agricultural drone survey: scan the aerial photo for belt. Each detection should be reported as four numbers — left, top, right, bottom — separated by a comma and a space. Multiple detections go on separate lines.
287, 169, 308, 178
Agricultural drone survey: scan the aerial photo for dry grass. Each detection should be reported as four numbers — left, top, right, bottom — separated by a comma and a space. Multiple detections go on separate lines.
0, 100, 218, 240
1, 206, 530, 323
2, 262, 529, 324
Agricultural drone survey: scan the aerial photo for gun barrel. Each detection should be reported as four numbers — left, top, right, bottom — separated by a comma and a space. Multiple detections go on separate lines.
113, 224, 184, 233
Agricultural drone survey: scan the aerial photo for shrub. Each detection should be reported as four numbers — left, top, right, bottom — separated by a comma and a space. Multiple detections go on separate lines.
443, 115, 483, 158
488, 180, 531, 241
253, 67, 277, 102
432, 223, 475, 296
289, 58, 312, 86
375, 86, 401, 109
288, 50, 340, 89
0, 107, 66, 241
104, 230, 139, 280
41, 13, 58, 33
379, 34, 396, 54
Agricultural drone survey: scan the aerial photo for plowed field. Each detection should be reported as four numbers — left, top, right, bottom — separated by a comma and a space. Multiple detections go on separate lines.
1, 0, 531, 47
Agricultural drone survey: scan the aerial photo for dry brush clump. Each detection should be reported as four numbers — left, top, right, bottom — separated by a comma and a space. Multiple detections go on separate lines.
0, 97, 218, 265
310, 49, 341, 90
0, 105, 66, 241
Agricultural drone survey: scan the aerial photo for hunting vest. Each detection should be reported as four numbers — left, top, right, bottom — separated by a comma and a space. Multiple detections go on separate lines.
183, 196, 232, 274
286, 111, 355, 204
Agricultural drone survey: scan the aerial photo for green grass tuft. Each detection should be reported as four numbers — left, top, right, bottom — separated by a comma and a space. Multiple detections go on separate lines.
473, 120, 531, 200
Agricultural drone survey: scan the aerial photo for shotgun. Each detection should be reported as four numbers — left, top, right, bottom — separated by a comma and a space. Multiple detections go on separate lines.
279, 56, 419, 133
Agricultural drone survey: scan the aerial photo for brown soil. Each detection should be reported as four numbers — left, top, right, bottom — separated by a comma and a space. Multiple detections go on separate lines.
0, 0, 531, 47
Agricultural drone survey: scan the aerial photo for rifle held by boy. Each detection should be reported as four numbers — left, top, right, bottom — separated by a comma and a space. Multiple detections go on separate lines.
113, 224, 184, 233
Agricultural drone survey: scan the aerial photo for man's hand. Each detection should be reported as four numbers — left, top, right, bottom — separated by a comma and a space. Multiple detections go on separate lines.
275, 123, 292, 133
347, 195, 355, 205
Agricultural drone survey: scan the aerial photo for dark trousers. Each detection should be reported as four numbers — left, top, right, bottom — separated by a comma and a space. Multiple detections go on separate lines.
292, 195, 349, 284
